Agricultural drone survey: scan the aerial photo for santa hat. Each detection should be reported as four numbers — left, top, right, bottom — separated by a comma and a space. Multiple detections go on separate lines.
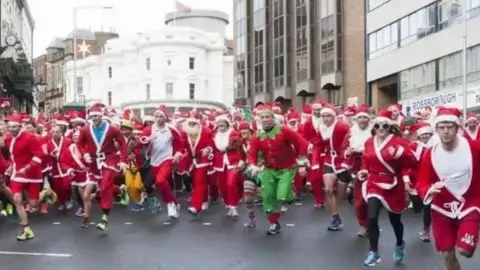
122, 109, 132, 120
466, 112, 477, 123
238, 121, 252, 131
287, 110, 300, 122
144, 115, 154, 122
388, 103, 402, 112
320, 103, 336, 116
6, 113, 22, 126
36, 113, 46, 127
154, 105, 168, 117
355, 104, 370, 118
71, 111, 86, 123
374, 109, 394, 125
412, 122, 433, 136
435, 107, 462, 125
215, 113, 232, 126
343, 105, 357, 117
186, 111, 202, 124
302, 104, 312, 115
88, 103, 105, 117
311, 99, 323, 110
55, 114, 69, 126
133, 124, 144, 134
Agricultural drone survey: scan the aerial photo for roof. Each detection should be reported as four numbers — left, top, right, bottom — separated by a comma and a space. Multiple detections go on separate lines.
64, 29, 96, 41
47, 37, 65, 49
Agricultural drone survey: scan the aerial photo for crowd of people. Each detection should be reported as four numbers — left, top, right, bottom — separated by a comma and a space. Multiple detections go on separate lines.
0, 100, 478, 269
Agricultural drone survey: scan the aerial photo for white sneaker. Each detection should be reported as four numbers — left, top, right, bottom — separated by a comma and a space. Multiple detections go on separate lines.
201, 202, 209, 211
65, 201, 73, 210
230, 207, 239, 218
281, 205, 288, 212
226, 207, 233, 217
167, 202, 180, 219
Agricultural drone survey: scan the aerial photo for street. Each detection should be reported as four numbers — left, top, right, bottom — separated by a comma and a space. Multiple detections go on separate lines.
0, 199, 478, 270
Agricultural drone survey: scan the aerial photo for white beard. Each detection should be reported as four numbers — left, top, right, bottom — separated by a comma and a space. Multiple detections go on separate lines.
183, 124, 200, 135
256, 121, 263, 130
214, 128, 232, 152
320, 123, 335, 140
311, 116, 322, 133
349, 124, 372, 152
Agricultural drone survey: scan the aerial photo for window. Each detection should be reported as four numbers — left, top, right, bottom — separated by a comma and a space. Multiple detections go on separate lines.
76, 77, 83, 95
108, 67, 112, 78
368, 0, 390, 12
368, 22, 399, 59
468, 45, 480, 80
321, 0, 334, 18
107, 91, 112, 106
167, 59, 172, 66
146, 84, 151, 100
166, 83, 173, 99
189, 83, 195, 99
400, 61, 436, 99
189, 57, 195, 70
146, 57, 151, 70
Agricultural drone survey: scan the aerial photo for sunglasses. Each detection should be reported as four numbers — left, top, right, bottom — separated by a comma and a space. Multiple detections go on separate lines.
373, 123, 390, 130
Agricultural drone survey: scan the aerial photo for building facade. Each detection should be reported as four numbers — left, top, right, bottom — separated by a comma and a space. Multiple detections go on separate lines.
367, 0, 480, 113
33, 54, 47, 114
64, 10, 233, 116
44, 29, 119, 113
0, 0, 35, 113
233, 0, 366, 109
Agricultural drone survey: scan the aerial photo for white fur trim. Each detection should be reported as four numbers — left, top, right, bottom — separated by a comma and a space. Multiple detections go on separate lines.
403, 175, 411, 183
83, 153, 91, 161
357, 169, 368, 181
355, 112, 370, 118
320, 107, 336, 116
393, 145, 404, 159
133, 130, 142, 134
144, 115, 154, 122
186, 118, 200, 124
215, 115, 231, 125
72, 117, 85, 123
88, 111, 103, 117
274, 114, 284, 124
32, 156, 41, 163
341, 163, 352, 169
55, 120, 69, 126
416, 126, 433, 136
7, 121, 21, 126
311, 103, 322, 109
374, 116, 392, 125
154, 110, 166, 116
435, 115, 459, 125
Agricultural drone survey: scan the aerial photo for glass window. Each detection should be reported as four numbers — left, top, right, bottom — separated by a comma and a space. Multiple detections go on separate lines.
368, 0, 390, 11
400, 61, 436, 99
146, 84, 151, 100
76, 77, 83, 95
189, 83, 195, 99
166, 83, 173, 99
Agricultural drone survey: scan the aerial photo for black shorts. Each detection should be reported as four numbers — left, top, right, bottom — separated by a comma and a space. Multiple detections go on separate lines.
323, 165, 350, 184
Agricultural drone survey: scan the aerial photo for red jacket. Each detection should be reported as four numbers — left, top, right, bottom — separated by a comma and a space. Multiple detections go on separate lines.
6, 130, 44, 183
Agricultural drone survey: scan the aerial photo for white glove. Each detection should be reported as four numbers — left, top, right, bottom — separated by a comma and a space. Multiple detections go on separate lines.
84, 154, 93, 164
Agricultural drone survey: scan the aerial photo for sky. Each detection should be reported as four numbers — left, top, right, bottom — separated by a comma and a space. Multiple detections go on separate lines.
29, 0, 234, 58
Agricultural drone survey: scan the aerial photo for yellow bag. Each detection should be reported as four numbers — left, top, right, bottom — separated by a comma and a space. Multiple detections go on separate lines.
125, 163, 143, 203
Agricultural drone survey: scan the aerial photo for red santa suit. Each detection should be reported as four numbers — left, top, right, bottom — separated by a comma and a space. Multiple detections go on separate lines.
463, 113, 480, 142
76, 104, 128, 212
212, 115, 246, 209
405, 122, 434, 195
60, 137, 89, 188
417, 108, 480, 254
6, 114, 44, 200
181, 112, 215, 213
343, 107, 372, 227
286, 110, 304, 195
140, 105, 184, 208
47, 135, 73, 205
358, 110, 416, 213
301, 100, 325, 205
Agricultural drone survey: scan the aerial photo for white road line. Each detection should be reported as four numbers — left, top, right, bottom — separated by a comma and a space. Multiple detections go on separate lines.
285, 224, 295, 227
202, 222, 212, 226
0, 251, 73, 257
124, 222, 133, 225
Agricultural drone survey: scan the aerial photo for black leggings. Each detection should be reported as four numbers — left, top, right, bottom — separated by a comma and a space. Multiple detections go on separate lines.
367, 197, 404, 252
140, 167, 154, 195
410, 195, 432, 231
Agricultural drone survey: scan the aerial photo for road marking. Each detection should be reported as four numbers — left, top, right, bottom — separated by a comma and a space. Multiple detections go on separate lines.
163, 222, 171, 226
0, 251, 73, 258
294, 202, 302, 206
124, 222, 133, 225
89, 222, 95, 225
286, 224, 295, 227
52, 222, 61, 225
202, 222, 212, 226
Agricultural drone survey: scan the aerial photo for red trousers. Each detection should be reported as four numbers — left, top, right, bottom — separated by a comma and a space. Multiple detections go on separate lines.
353, 180, 368, 227
191, 167, 208, 212
308, 169, 324, 204
217, 168, 241, 206
98, 168, 120, 211
152, 160, 176, 204
50, 176, 72, 205
207, 169, 219, 201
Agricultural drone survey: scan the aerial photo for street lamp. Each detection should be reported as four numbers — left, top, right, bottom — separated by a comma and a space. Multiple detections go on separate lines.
442, 0, 468, 120
72, 5, 113, 103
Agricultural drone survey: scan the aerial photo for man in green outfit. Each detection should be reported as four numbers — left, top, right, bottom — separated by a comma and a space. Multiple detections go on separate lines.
247, 103, 308, 235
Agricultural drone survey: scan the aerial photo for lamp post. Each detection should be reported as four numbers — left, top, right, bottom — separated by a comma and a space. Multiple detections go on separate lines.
72, 5, 113, 103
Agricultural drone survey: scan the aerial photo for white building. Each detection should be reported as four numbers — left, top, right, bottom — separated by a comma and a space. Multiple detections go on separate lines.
65, 9, 234, 117
366, 0, 480, 114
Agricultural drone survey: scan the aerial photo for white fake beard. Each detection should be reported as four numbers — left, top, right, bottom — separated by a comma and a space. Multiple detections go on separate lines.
349, 124, 372, 151
214, 128, 231, 152
183, 124, 200, 135
311, 116, 322, 132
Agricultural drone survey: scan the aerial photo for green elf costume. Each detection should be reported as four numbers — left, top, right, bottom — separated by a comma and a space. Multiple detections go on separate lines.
247, 103, 308, 235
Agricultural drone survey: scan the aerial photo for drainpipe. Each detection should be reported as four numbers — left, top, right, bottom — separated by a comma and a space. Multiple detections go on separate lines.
363, 0, 369, 105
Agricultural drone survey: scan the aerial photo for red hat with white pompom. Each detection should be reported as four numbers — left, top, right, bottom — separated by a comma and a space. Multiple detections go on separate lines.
435, 107, 462, 125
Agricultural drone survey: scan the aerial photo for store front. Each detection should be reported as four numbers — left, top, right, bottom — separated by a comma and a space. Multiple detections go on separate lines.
399, 82, 480, 116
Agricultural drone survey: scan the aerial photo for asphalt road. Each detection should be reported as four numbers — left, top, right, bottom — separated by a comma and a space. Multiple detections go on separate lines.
0, 198, 479, 270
